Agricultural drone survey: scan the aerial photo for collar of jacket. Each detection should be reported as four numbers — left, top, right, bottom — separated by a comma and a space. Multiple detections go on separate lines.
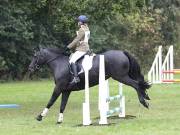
80, 24, 88, 28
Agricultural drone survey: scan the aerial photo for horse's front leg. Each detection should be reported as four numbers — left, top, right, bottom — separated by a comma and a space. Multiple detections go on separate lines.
36, 85, 61, 121
57, 91, 71, 124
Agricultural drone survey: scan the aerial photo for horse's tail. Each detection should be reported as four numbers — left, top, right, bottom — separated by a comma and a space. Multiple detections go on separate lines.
123, 51, 151, 99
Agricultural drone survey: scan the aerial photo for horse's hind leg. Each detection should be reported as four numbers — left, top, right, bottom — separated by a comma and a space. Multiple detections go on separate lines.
57, 91, 71, 124
36, 85, 61, 121
115, 75, 149, 108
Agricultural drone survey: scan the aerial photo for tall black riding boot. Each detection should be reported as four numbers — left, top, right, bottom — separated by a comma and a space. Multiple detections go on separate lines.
70, 63, 80, 84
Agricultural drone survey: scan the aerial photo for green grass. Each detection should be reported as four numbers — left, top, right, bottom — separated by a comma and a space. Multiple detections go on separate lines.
0, 80, 180, 135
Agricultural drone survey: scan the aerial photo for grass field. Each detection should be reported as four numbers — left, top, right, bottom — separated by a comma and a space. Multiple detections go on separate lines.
0, 79, 180, 135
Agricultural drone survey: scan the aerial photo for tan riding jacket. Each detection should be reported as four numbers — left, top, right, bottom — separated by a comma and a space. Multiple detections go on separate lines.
67, 24, 90, 52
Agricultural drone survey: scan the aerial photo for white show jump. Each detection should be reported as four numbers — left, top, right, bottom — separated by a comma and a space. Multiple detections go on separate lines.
148, 45, 180, 83
82, 55, 92, 125
82, 55, 125, 126
98, 55, 125, 125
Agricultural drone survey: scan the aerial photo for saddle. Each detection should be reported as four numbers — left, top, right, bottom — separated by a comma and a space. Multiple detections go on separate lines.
69, 50, 95, 75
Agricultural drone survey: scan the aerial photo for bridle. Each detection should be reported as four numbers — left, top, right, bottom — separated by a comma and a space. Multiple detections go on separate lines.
33, 51, 41, 70
32, 50, 61, 71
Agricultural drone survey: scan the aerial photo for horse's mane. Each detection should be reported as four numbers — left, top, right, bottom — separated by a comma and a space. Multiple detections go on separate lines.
46, 48, 64, 54
45, 47, 69, 56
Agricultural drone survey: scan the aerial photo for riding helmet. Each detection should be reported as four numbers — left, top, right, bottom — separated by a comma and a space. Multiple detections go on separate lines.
77, 15, 88, 23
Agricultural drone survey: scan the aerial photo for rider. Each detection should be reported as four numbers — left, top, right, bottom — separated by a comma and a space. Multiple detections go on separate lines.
66, 15, 90, 84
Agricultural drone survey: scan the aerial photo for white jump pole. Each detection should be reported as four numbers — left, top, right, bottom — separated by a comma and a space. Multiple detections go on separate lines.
148, 46, 162, 83
118, 83, 125, 117
162, 45, 174, 83
82, 55, 91, 126
99, 79, 109, 111
170, 45, 174, 80
99, 55, 108, 125
106, 80, 110, 112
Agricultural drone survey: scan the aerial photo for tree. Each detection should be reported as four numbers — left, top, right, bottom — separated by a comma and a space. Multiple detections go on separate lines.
0, 0, 179, 79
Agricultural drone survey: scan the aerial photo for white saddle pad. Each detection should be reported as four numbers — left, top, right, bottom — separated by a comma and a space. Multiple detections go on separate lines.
79, 55, 95, 74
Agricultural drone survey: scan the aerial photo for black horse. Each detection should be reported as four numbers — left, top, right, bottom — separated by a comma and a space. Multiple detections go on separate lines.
28, 47, 151, 124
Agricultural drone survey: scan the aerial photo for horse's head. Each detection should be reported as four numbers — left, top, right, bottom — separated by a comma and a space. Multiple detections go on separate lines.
28, 47, 47, 73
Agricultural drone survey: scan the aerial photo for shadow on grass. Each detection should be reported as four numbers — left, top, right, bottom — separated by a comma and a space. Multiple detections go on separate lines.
93, 115, 136, 120
73, 115, 136, 127
74, 123, 116, 127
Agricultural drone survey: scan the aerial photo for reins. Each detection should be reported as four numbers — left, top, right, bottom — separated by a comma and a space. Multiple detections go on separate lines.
33, 49, 65, 71
46, 55, 61, 64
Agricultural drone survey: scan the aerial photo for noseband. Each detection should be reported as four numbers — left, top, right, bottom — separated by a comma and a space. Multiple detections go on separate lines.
33, 52, 41, 70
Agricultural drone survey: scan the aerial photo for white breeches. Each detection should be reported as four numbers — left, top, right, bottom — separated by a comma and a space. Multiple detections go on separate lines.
69, 51, 86, 64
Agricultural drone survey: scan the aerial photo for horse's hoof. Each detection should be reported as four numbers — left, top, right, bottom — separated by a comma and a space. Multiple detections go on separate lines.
56, 121, 62, 124
36, 114, 43, 121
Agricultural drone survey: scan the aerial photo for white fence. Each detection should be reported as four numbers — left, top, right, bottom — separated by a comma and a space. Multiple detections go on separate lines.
162, 46, 174, 82
148, 45, 174, 84
148, 46, 162, 83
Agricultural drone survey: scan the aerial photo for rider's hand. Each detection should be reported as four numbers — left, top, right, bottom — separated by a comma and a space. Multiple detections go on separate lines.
63, 47, 71, 56
65, 47, 70, 52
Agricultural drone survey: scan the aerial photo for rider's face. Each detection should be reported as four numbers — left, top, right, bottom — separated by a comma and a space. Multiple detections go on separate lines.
78, 22, 82, 27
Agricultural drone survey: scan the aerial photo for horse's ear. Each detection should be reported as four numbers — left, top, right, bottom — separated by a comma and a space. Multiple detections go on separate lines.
38, 44, 45, 50
33, 46, 40, 53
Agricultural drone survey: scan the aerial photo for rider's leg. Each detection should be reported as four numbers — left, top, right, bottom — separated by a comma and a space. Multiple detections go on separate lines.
69, 51, 86, 84
70, 63, 80, 84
